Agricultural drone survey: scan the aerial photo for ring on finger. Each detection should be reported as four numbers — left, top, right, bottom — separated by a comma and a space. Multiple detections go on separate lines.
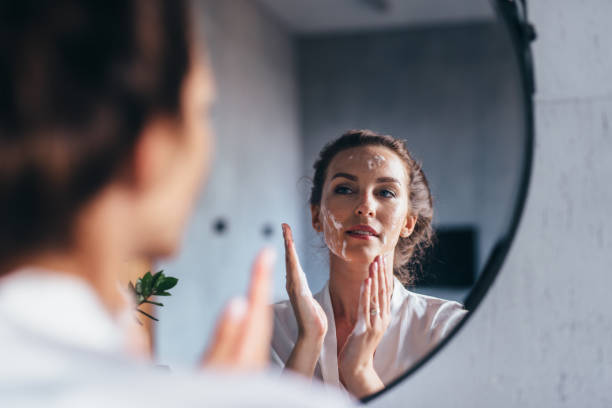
370, 302, 379, 316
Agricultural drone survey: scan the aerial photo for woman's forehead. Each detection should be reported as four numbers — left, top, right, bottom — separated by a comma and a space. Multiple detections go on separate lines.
326, 145, 409, 182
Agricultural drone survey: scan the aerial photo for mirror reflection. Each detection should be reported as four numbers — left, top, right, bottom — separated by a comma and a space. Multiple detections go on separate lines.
157, 0, 525, 399
272, 132, 467, 398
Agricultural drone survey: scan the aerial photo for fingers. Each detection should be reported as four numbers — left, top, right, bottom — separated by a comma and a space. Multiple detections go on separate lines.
202, 297, 247, 367
378, 257, 388, 317
282, 223, 300, 274
247, 247, 275, 309
364, 276, 372, 328
242, 247, 275, 368
384, 256, 392, 313
282, 223, 312, 297
371, 260, 379, 320
202, 248, 275, 371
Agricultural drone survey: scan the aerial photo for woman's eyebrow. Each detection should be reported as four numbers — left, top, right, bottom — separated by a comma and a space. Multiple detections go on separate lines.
376, 176, 401, 185
331, 172, 357, 181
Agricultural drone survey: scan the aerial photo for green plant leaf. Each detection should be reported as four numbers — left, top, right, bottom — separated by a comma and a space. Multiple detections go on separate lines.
156, 291, 172, 296
156, 277, 178, 292
142, 272, 153, 297
135, 279, 143, 295
152, 270, 164, 288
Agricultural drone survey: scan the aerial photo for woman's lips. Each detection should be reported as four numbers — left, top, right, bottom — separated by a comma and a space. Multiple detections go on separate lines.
346, 225, 379, 240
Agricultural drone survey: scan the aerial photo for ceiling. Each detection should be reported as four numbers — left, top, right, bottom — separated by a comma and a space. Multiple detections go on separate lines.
257, 0, 495, 34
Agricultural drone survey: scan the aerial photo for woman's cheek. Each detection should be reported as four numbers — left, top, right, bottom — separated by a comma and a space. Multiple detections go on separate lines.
383, 209, 406, 252
320, 205, 351, 261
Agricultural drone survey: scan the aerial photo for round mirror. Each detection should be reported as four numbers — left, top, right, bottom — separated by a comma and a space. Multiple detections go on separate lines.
157, 0, 534, 401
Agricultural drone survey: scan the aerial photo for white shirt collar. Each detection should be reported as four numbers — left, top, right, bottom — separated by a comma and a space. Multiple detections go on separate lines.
314, 280, 340, 387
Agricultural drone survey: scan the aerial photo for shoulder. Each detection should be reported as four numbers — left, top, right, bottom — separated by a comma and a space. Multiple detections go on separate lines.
408, 290, 465, 316
394, 285, 467, 337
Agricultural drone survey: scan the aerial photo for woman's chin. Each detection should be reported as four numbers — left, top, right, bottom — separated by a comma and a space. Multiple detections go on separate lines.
334, 246, 379, 265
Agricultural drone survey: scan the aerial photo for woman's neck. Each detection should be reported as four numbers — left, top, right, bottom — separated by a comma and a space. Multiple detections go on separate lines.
10, 189, 140, 318
328, 252, 394, 326
21, 247, 130, 317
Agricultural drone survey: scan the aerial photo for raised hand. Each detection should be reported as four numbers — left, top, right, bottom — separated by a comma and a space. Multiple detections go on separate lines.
202, 248, 275, 371
338, 255, 391, 398
282, 223, 328, 377
282, 223, 328, 342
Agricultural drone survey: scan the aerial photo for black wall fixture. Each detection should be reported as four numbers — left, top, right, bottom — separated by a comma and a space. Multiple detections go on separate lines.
262, 223, 274, 239
213, 217, 228, 235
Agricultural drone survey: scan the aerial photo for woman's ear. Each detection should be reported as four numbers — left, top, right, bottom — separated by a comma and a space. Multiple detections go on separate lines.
130, 116, 180, 193
400, 215, 417, 238
310, 204, 323, 232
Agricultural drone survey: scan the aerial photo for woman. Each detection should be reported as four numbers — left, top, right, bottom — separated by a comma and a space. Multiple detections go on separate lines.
0, 1, 350, 406
272, 130, 467, 398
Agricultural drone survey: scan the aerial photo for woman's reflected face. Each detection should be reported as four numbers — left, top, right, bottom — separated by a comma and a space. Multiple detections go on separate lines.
314, 146, 413, 266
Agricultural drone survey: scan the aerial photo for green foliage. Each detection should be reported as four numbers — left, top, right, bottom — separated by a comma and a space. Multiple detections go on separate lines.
129, 270, 179, 323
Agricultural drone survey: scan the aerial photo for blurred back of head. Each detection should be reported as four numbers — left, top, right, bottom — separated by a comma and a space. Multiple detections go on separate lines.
0, 0, 189, 270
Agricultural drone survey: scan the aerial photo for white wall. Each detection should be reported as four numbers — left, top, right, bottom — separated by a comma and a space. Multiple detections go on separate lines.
374, 0, 612, 406
155, 0, 302, 367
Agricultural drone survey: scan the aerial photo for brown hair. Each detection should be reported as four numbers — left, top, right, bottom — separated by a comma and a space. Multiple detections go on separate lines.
310, 129, 434, 284
0, 0, 190, 269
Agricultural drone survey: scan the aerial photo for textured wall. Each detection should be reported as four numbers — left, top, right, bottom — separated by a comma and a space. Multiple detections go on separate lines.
155, 0, 302, 367
374, 1, 612, 406
297, 24, 523, 294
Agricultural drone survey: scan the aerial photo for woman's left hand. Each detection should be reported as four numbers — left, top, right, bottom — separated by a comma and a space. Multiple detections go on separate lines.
338, 255, 391, 398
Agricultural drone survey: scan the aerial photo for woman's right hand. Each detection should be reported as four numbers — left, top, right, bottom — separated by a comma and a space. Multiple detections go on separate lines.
282, 223, 328, 378
282, 223, 328, 343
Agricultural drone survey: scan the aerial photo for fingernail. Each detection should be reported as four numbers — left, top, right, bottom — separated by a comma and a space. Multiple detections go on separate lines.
228, 297, 247, 319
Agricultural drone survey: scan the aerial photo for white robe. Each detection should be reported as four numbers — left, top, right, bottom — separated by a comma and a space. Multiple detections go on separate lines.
271, 277, 467, 387
0, 269, 354, 407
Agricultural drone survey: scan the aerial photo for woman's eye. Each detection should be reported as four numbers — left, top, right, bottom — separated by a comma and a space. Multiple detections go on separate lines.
334, 185, 353, 194
379, 189, 396, 198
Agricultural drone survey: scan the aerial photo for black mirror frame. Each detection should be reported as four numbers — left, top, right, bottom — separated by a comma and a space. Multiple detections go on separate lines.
361, 0, 536, 403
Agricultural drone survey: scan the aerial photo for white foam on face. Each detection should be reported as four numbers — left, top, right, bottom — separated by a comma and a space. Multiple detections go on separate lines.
322, 206, 342, 231
320, 205, 345, 257
340, 239, 351, 261
367, 154, 386, 169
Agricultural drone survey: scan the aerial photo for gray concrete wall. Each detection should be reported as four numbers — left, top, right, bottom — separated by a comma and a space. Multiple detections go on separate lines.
155, 0, 302, 367
297, 23, 523, 294
374, 0, 612, 406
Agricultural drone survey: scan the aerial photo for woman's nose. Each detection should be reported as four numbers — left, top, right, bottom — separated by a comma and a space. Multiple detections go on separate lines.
355, 194, 375, 217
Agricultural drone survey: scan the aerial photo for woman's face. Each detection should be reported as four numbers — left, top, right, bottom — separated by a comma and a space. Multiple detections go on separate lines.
312, 145, 416, 268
